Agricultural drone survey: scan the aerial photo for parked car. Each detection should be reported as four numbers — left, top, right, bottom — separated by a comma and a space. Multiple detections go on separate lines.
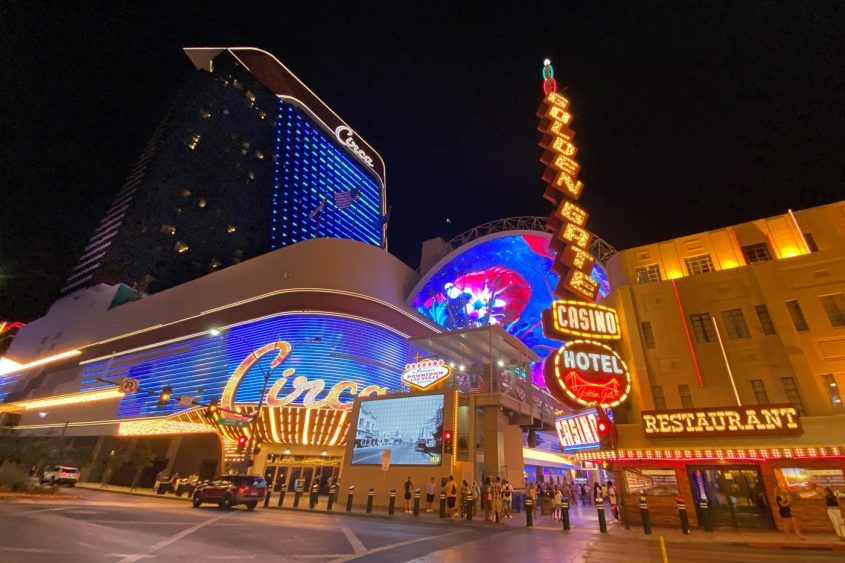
192, 475, 267, 510
40, 466, 80, 486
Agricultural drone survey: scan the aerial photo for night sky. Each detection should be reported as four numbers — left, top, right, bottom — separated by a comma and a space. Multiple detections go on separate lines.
2, 2, 843, 321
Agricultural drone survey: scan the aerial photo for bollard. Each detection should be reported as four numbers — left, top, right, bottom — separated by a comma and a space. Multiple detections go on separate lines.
413, 488, 421, 517
310, 483, 319, 509
293, 485, 303, 508
466, 493, 473, 521
346, 485, 355, 512
264, 488, 271, 508
561, 497, 570, 531
699, 499, 714, 532
327, 485, 336, 511
388, 488, 396, 515
676, 497, 691, 535
525, 497, 534, 527
639, 496, 652, 535
439, 492, 447, 518
277, 482, 287, 507
366, 488, 375, 513
597, 502, 608, 533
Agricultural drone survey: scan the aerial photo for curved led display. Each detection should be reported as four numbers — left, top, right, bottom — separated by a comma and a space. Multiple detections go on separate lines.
81, 313, 408, 418
411, 232, 610, 371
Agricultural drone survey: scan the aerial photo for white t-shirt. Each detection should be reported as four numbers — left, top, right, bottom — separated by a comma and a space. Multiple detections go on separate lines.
426, 482, 435, 495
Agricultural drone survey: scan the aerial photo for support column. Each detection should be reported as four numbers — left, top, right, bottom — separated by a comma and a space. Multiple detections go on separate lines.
82, 435, 107, 482
164, 435, 184, 475
482, 406, 505, 479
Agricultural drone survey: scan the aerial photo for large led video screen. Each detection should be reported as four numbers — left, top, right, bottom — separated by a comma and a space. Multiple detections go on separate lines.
351, 394, 444, 466
410, 233, 611, 387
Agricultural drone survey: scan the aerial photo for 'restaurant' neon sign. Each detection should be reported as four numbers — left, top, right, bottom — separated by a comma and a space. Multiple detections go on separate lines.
220, 341, 387, 412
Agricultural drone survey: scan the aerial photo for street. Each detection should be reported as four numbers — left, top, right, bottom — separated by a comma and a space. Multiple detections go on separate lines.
352, 443, 439, 465
1, 488, 843, 562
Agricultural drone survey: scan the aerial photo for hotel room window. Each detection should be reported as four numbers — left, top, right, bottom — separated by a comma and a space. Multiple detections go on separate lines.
820, 294, 845, 328
634, 264, 661, 284
684, 254, 714, 276
754, 305, 776, 335
780, 377, 806, 416
689, 313, 716, 343
741, 243, 771, 263
641, 321, 657, 349
721, 308, 750, 339
785, 300, 809, 332
750, 379, 769, 404
678, 384, 693, 408
652, 386, 667, 410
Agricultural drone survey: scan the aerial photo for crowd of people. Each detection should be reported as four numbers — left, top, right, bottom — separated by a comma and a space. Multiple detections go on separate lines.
402, 475, 515, 522
524, 479, 619, 523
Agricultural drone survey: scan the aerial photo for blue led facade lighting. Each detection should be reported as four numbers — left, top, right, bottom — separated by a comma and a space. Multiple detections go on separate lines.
272, 101, 384, 249
79, 313, 409, 418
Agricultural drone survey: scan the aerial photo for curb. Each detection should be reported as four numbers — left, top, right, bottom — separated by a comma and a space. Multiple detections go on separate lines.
76, 483, 190, 503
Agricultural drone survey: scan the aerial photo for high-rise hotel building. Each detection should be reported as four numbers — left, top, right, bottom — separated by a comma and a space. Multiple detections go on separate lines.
62, 47, 387, 296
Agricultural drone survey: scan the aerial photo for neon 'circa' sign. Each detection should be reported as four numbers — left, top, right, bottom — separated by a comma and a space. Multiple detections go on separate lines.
335, 125, 375, 169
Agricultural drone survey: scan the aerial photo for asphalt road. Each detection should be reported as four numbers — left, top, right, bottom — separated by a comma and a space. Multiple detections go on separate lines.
352, 443, 439, 465
1, 488, 842, 562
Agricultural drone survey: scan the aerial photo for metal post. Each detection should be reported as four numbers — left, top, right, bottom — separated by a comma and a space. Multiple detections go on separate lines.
639, 496, 652, 535
676, 497, 691, 535
366, 488, 375, 514
525, 498, 534, 527
327, 485, 336, 511
263, 488, 271, 508
439, 492, 446, 518
388, 488, 396, 515
561, 497, 570, 531
293, 485, 303, 508
466, 493, 473, 521
277, 482, 287, 507
346, 485, 355, 512
413, 488, 421, 516
597, 502, 608, 533
700, 499, 714, 532
310, 483, 319, 509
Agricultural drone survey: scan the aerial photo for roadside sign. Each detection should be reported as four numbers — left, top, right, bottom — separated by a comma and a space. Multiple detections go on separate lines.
179, 394, 194, 407
381, 448, 391, 472
118, 378, 139, 394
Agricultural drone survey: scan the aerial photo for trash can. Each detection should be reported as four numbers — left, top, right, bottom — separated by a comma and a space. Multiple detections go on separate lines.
540, 496, 554, 516
513, 492, 524, 513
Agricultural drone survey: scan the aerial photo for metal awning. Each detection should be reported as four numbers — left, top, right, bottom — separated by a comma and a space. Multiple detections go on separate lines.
408, 325, 540, 366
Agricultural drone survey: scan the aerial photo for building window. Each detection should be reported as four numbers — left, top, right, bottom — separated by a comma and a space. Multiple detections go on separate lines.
721, 308, 750, 339
741, 243, 771, 263
227, 225, 237, 233
804, 233, 818, 252
785, 300, 809, 332
678, 384, 693, 408
210, 258, 221, 269
200, 110, 211, 119
174, 241, 189, 254
652, 386, 667, 410
750, 379, 770, 404
822, 374, 843, 410
689, 313, 716, 343
187, 133, 201, 150
641, 321, 657, 349
754, 305, 776, 335
820, 294, 845, 328
634, 264, 661, 284
197, 198, 207, 208
684, 254, 714, 276
160, 224, 176, 236
780, 377, 806, 416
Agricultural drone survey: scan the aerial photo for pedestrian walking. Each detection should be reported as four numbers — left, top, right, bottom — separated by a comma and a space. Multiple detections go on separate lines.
824, 487, 845, 540
607, 480, 619, 521
580, 483, 587, 505
490, 477, 504, 523
553, 485, 562, 522
460, 480, 470, 517
445, 475, 458, 517
403, 476, 413, 513
593, 482, 603, 505
425, 477, 436, 512
482, 477, 492, 521
472, 480, 481, 514
503, 480, 513, 519
775, 486, 806, 540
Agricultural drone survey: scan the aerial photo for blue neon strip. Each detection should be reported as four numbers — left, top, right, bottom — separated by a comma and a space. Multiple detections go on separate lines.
272, 101, 383, 250
79, 313, 409, 418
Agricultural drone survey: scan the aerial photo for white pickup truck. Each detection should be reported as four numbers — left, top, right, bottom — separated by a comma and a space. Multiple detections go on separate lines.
40, 465, 80, 486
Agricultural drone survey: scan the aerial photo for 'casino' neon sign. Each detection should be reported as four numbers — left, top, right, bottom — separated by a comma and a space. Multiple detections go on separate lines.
220, 341, 387, 412
542, 300, 621, 341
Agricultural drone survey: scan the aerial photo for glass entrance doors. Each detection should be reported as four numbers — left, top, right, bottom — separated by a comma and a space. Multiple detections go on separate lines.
687, 466, 773, 529
264, 454, 341, 494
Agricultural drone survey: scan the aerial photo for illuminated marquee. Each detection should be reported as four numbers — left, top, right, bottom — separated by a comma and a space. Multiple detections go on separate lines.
544, 339, 631, 408
641, 405, 803, 438
401, 359, 452, 390
542, 300, 621, 341
555, 410, 600, 451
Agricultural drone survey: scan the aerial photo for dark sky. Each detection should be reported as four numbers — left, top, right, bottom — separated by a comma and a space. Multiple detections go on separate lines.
2, 2, 843, 321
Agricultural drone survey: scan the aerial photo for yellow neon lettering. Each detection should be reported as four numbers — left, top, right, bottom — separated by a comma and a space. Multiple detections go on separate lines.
553, 171, 584, 199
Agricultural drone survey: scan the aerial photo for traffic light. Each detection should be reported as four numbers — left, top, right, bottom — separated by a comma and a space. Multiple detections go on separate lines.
595, 407, 617, 450
157, 386, 172, 407
236, 435, 248, 453
443, 429, 454, 455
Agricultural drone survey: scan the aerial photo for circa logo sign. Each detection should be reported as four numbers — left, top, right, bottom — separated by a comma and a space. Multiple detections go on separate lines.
544, 339, 631, 408
220, 341, 387, 412
335, 125, 375, 169
402, 359, 452, 390
642, 405, 803, 438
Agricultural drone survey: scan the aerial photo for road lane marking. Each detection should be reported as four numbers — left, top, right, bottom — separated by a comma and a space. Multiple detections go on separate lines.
116, 512, 233, 563
12, 506, 73, 516
87, 520, 198, 525
329, 529, 469, 562
341, 526, 367, 555
0, 546, 61, 553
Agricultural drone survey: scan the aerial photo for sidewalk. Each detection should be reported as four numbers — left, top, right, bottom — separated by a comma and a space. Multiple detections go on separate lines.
76, 483, 845, 551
